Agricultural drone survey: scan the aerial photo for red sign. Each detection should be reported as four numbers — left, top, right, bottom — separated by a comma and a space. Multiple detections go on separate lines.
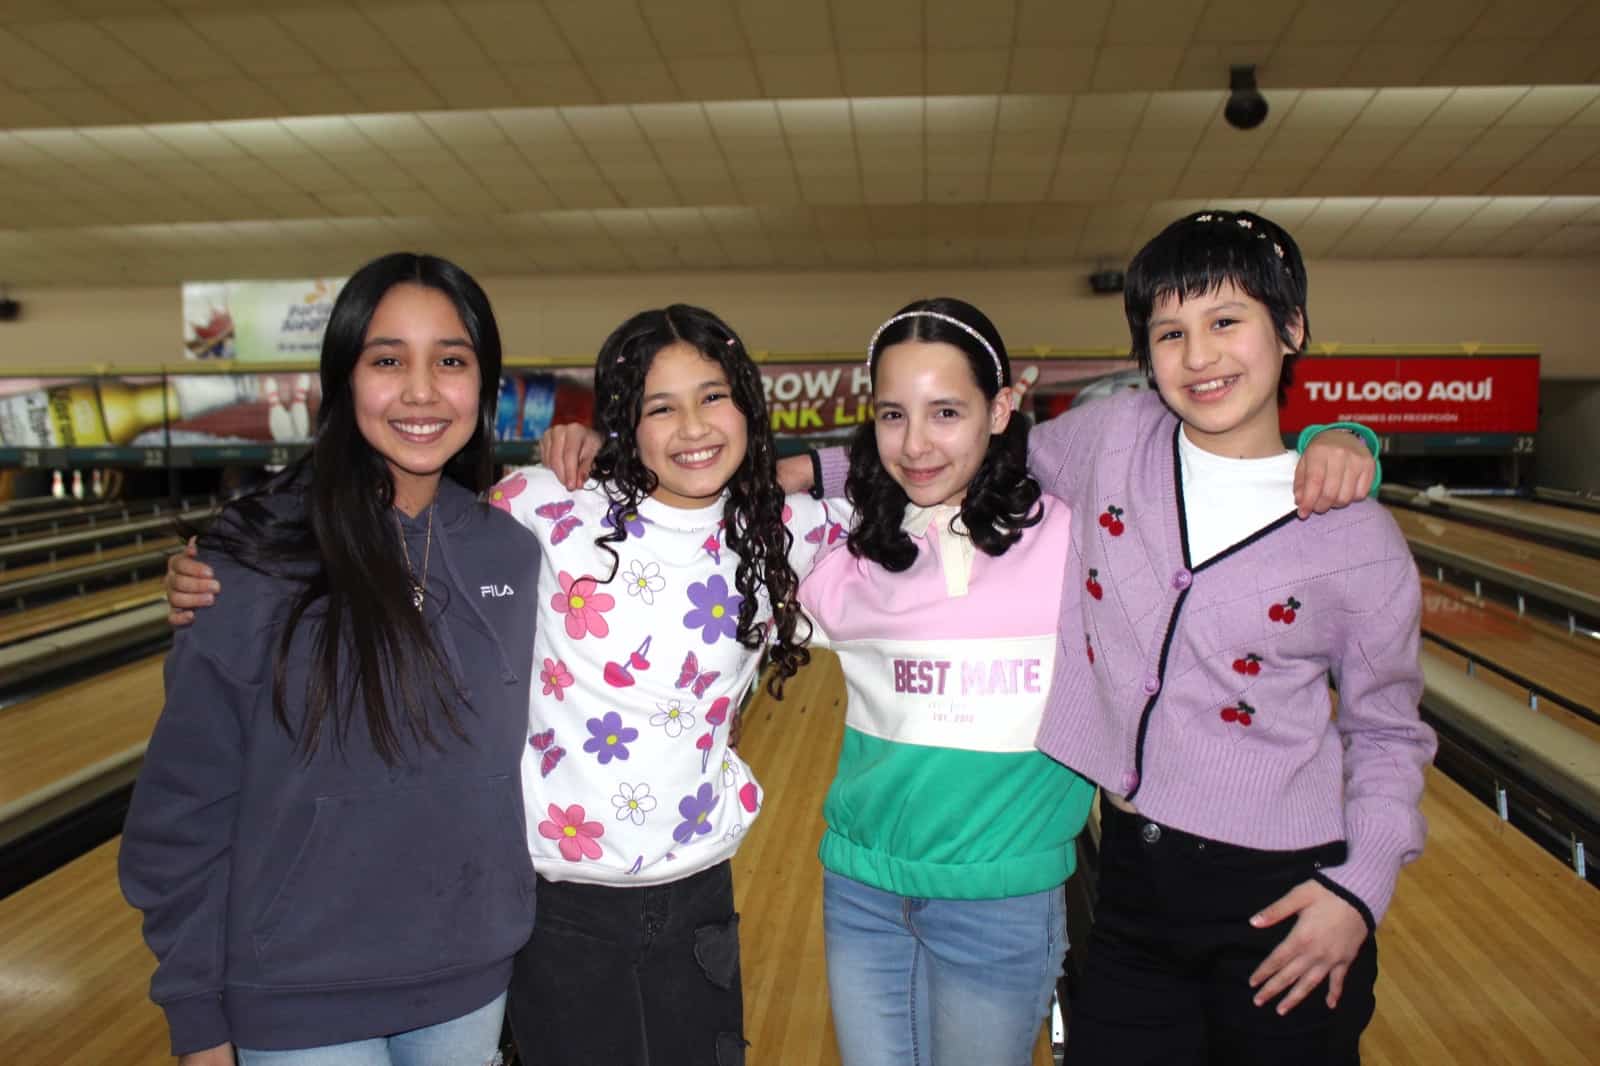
1279, 355, 1539, 436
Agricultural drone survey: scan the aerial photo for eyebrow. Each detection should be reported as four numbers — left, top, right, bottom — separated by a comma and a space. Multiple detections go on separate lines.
363, 336, 474, 350
642, 378, 728, 403
1149, 301, 1249, 328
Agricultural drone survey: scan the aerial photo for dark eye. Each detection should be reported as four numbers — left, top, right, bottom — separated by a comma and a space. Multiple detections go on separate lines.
936, 407, 960, 419
877, 409, 901, 422
646, 404, 672, 417
1156, 329, 1181, 343
703, 390, 728, 404
1213, 317, 1237, 329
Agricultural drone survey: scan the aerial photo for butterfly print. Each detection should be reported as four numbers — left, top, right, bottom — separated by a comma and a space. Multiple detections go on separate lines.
529, 727, 566, 777
676, 650, 721, 698
535, 499, 583, 544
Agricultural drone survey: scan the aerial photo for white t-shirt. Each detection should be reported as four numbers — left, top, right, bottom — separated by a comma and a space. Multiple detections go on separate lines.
494, 465, 840, 886
1177, 429, 1298, 565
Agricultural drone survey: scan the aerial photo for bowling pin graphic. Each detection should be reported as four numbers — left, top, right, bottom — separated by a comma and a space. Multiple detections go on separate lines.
90, 468, 104, 498
289, 373, 311, 439
51, 470, 65, 498
70, 469, 84, 499
263, 376, 295, 442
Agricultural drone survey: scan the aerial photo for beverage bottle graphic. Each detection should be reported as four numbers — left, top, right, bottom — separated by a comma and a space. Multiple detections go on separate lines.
0, 377, 261, 447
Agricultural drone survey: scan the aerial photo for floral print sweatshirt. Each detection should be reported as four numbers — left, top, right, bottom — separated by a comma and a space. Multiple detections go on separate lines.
491, 465, 839, 886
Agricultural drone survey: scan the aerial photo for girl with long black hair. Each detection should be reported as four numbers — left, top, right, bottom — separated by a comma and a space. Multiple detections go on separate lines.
123, 252, 540, 1066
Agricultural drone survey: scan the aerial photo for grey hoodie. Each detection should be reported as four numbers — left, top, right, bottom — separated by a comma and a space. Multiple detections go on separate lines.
120, 476, 539, 1054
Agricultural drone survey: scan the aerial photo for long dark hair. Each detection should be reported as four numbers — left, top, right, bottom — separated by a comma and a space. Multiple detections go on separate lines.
846, 297, 1042, 572
588, 304, 809, 697
1124, 209, 1310, 402
200, 252, 504, 764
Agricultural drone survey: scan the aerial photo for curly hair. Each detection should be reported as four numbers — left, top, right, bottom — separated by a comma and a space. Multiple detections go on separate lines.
846, 297, 1042, 572
587, 305, 809, 697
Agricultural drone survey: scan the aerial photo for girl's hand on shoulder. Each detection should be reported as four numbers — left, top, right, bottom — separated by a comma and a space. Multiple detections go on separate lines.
166, 536, 220, 626
540, 423, 602, 491
1294, 431, 1376, 518
1247, 879, 1368, 1014
178, 1043, 235, 1066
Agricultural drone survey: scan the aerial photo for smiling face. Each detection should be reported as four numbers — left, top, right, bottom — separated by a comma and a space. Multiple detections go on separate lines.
1147, 280, 1301, 458
872, 339, 1011, 508
351, 283, 481, 515
635, 341, 749, 510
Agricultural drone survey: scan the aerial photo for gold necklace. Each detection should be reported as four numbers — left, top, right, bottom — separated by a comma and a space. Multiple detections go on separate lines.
396, 503, 434, 611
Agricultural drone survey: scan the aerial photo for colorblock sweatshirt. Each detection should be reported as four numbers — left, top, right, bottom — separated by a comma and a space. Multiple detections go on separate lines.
800, 494, 1095, 900
119, 477, 541, 1055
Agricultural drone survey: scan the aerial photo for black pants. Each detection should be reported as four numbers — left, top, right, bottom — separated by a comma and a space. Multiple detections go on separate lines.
1066, 802, 1378, 1066
506, 861, 747, 1066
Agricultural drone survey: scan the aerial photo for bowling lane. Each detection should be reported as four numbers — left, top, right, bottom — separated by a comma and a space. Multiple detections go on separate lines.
0, 578, 166, 648
1391, 507, 1600, 603
1471, 496, 1600, 538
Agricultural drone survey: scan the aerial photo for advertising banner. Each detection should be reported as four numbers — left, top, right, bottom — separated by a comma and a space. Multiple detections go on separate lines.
1280, 355, 1540, 437
183, 279, 344, 361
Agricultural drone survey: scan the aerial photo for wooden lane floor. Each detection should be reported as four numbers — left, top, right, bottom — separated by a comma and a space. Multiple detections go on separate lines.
1420, 578, 1600, 745
1391, 507, 1600, 603
1472, 496, 1600, 538
0, 656, 164, 824
0, 538, 179, 589
0, 839, 171, 1064
0, 578, 166, 648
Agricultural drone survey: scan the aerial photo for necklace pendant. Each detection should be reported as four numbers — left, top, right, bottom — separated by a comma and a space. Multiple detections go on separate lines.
411, 583, 425, 611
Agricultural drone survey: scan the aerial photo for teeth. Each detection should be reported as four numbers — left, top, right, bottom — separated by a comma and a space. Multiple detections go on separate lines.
677, 448, 718, 463
395, 421, 447, 434
1191, 378, 1232, 394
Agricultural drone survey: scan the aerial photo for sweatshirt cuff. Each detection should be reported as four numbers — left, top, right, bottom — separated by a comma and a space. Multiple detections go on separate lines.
1295, 422, 1383, 496
816, 446, 851, 499
164, 993, 230, 1057
1312, 871, 1377, 935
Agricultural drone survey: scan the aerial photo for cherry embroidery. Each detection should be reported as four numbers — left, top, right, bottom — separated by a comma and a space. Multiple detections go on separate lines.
1085, 569, 1104, 600
1220, 699, 1256, 727
1097, 506, 1126, 537
1268, 597, 1301, 624
1086, 636, 1095, 664
1231, 653, 1262, 676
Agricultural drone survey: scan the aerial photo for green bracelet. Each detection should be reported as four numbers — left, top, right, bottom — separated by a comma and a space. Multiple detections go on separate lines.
1295, 422, 1383, 496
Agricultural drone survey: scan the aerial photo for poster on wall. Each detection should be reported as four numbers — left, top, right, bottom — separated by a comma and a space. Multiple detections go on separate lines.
183, 278, 344, 361
1279, 355, 1540, 439
490, 357, 1137, 440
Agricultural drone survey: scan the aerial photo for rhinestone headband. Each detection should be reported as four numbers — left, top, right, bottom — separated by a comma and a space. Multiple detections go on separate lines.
1194, 212, 1286, 262
866, 310, 1004, 386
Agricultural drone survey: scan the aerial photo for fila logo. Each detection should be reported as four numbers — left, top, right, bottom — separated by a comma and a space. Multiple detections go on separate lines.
480, 584, 515, 598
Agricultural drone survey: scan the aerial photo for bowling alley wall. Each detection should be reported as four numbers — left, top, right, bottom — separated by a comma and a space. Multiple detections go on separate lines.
1, 256, 1596, 489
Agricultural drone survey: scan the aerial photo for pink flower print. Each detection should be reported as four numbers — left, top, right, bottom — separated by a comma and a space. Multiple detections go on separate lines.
684, 574, 742, 645
538, 803, 605, 862
487, 471, 527, 512
540, 657, 574, 700
552, 571, 615, 639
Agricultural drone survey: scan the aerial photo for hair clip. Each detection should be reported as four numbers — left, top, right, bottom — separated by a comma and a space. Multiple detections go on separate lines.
615, 355, 626, 364
607, 431, 620, 439
726, 336, 737, 346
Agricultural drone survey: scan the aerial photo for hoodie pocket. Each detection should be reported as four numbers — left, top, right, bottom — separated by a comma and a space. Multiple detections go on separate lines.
251, 773, 535, 987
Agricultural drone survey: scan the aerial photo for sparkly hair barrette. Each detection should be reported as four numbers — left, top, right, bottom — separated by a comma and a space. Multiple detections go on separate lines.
1193, 212, 1286, 261
866, 310, 1004, 385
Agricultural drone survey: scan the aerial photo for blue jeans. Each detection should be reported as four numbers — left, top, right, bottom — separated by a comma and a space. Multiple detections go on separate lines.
235, 992, 506, 1066
823, 869, 1066, 1066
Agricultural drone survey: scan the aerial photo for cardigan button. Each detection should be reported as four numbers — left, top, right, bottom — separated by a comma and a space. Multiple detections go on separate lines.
1140, 822, 1163, 844
1172, 569, 1191, 590
1119, 770, 1139, 793
1142, 674, 1161, 695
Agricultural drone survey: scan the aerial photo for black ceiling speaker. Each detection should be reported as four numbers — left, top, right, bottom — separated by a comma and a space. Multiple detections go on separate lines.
1225, 65, 1269, 130
1088, 270, 1124, 295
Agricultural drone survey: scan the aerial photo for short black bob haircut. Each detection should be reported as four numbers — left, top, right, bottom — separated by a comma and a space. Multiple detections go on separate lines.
1123, 209, 1310, 403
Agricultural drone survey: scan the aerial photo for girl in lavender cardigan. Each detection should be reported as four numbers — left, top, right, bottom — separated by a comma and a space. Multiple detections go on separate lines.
1027, 210, 1435, 1065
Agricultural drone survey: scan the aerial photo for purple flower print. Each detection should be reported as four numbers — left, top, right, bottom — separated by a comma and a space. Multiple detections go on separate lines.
672, 782, 717, 844
603, 504, 651, 538
683, 574, 742, 645
583, 711, 639, 765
